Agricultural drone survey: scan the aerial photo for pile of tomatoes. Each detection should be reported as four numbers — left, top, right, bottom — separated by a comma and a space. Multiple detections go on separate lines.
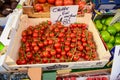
34, 0, 74, 12
16, 21, 98, 65
37, 0, 74, 6
34, 0, 92, 15
86, 76, 109, 80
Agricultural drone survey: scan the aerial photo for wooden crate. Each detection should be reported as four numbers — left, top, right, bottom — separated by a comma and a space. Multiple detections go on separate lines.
23, 6, 50, 18
23, 0, 52, 18
5, 14, 111, 71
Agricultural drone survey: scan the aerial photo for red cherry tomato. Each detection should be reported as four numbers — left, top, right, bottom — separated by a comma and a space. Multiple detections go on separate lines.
26, 52, 32, 59
102, 77, 108, 80
86, 77, 93, 80
50, 50, 56, 55
22, 30, 27, 37
47, 0, 55, 4
34, 46, 39, 52
34, 3, 43, 12
78, 1, 86, 9
55, 0, 63, 6
63, 0, 73, 5
38, 0, 46, 3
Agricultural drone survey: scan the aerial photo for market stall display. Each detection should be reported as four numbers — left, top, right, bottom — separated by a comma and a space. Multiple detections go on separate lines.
0, 0, 120, 79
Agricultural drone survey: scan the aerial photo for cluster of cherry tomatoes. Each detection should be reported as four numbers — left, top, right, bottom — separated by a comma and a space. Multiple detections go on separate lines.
16, 21, 98, 65
86, 76, 109, 80
56, 76, 77, 80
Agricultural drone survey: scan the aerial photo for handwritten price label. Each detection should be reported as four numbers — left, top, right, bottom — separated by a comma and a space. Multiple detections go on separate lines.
110, 46, 120, 80
50, 5, 79, 26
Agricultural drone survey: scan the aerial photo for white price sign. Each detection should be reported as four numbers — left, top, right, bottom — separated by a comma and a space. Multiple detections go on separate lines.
110, 46, 120, 80
50, 5, 79, 26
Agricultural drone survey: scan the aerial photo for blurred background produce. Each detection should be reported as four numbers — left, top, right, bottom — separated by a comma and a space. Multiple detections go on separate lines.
33, 0, 93, 16
0, 0, 19, 17
94, 16, 120, 50
0, 72, 30, 80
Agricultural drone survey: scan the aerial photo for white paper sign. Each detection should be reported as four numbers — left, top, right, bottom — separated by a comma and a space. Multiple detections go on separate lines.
110, 45, 120, 80
50, 5, 79, 26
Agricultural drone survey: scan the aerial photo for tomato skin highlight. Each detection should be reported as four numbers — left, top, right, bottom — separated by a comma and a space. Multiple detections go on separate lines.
34, 46, 39, 52
26, 52, 33, 59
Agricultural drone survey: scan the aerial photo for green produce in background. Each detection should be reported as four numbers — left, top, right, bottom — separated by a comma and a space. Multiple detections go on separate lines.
0, 42, 4, 51
101, 18, 106, 24
105, 17, 113, 26
115, 32, 120, 37
95, 19, 101, 24
102, 25, 107, 31
109, 36, 115, 44
101, 31, 111, 42
95, 19, 103, 31
107, 26, 117, 35
113, 22, 120, 32
96, 22, 103, 31
115, 37, 120, 45
106, 43, 113, 50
